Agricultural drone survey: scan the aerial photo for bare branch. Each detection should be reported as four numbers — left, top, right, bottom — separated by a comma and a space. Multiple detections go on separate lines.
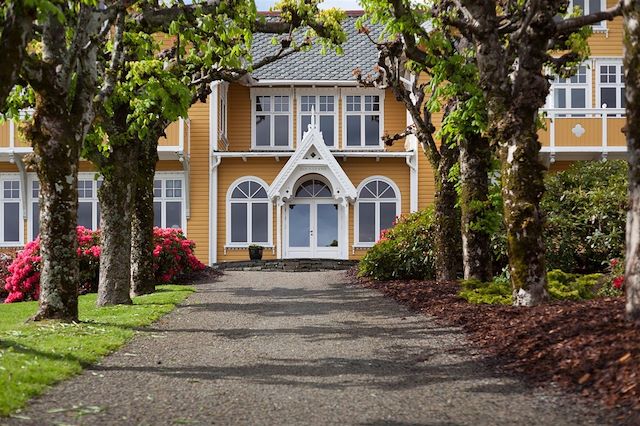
96, 6, 127, 105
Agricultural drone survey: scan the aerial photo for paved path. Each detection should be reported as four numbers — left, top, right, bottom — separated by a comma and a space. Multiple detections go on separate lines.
7, 271, 606, 426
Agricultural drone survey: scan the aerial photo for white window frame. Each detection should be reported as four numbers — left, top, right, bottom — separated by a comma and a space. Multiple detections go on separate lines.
341, 88, 385, 150
0, 173, 23, 246
27, 173, 102, 241
225, 176, 273, 248
354, 176, 401, 247
296, 88, 339, 149
153, 173, 187, 232
567, 0, 607, 30
596, 59, 625, 109
547, 63, 592, 110
251, 88, 294, 150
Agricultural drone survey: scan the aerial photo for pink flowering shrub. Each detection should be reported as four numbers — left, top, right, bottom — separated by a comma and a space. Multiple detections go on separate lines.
0, 251, 15, 300
152, 227, 205, 283
4, 226, 204, 303
4, 226, 101, 303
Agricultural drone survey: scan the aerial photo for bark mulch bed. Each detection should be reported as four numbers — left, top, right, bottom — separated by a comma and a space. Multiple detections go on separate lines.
349, 270, 640, 424
174, 266, 222, 284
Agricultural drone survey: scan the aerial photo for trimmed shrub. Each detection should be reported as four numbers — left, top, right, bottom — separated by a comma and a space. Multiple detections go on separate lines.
542, 160, 627, 273
358, 209, 436, 281
4, 227, 205, 303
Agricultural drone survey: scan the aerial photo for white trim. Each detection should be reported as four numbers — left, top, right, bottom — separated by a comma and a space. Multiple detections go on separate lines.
209, 156, 221, 264
354, 176, 401, 247
0, 173, 24, 246
547, 62, 592, 109
568, 0, 608, 30
341, 87, 385, 150
254, 79, 358, 86
595, 58, 625, 110
225, 176, 273, 248
212, 151, 413, 158
295, 88, 339, 148
250, 87, 294, 150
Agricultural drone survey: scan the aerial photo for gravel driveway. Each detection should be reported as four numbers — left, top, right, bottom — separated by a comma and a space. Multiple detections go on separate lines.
6, 271, 606, 425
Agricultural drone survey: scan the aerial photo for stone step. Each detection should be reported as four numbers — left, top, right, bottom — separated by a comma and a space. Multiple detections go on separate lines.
213, 259, 358, 272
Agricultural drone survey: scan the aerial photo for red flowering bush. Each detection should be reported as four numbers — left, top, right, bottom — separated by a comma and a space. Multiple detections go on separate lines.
152, 227, 205, 283
4, 227, 101, 303
597, 258, 625, 297
0, 252, 15, 300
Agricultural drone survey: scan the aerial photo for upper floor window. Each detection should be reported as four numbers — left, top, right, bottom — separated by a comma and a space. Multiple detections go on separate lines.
154, 177, 184, 229
298, 94, 337, 147
597, 61, 625, 109
355, 177, 399, 245
569, 0, 606, 29
227, 178, 271, 246
344, 92, 384, 148
548, 65, 591, 109
1, 178, 21, 244
252, 90, 292, 149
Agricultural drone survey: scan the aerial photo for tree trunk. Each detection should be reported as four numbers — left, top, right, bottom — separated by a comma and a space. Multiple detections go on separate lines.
433, 139, 462, 282
131, 138, 159, 296
624, 0, 640, 324
500, 125, 548, 306
29, 107, 80, 322
459, 134, 492, 282
96, 143, 139, 306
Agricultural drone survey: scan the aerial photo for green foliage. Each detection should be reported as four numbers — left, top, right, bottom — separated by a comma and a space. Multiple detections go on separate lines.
358, 209, 436, 281
0, 285, 193, 416
542, 160, 628, 273
459, 269, 604, 305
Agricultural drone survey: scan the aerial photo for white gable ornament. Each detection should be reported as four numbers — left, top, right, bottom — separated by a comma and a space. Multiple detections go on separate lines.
268, 116, 357, 203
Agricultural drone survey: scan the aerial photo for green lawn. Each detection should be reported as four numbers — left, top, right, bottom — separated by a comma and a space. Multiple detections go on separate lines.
0, 285, 194, 416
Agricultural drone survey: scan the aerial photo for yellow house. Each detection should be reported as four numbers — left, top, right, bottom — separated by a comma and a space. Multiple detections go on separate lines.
0, 5, 625, 265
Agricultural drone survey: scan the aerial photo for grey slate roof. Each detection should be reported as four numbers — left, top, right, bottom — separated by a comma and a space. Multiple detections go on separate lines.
250, 15, 381, 82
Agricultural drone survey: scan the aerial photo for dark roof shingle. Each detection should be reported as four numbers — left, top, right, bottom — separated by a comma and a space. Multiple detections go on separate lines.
250, 16, 380, 82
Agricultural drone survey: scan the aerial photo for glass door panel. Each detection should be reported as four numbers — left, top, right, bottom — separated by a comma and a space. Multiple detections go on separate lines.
289, 204, 310, 247
316, 204, 338, 248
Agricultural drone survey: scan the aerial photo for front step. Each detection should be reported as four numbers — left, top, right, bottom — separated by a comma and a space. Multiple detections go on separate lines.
213, 259, 358, 272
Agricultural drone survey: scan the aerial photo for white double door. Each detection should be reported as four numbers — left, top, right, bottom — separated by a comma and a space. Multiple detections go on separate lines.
286, 200, 340, 258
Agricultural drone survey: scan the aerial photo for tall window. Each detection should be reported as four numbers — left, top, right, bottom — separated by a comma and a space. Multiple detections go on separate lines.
356, 178, 399, 245
253, 93, 291, 148
1, 178, 20, 244
31, 177, 101, 239
228, 179, 270, 245
299, 94, 337, 147
345, 94, 382, 148
569, 0, 605, 29
154, 177, 184, 229
77, 179, 100, 230
597, 61, 625, 109
549, 65, 590, 110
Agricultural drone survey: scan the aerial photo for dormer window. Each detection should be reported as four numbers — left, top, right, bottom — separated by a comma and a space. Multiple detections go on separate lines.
251, 88, 293, 149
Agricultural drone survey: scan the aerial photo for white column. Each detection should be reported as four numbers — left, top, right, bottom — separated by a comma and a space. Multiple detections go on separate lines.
341, 199, 350, 260
276, 198, 284, 258
209, 156, 221, 264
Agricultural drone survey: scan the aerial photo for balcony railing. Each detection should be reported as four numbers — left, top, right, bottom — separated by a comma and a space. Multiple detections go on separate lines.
539, 108, 626, 154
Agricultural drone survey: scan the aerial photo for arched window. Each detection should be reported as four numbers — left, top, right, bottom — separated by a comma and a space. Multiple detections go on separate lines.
356, 177, 400, 245
227, 178, 271, 245
294, 178, 332, 198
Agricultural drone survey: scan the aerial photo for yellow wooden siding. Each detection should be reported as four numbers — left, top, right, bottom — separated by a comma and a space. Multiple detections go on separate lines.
185, 101, 210, 264
216, 157, 281, 262
0, 163, 18, 172
227, 84, 252, 151
383, 89, 408, 151
588, 1, 623, 57
158, 121, 181, 147
0, 122, 10, 148
342, 157, 410, 260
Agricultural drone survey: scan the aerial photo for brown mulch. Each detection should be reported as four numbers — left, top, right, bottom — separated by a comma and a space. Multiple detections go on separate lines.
348, 269, 640, 421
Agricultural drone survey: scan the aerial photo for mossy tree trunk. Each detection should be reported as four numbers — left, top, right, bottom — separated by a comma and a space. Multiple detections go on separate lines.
96, 141, 139, 306
432, 137, 462, 282
131, 136, 160, 296
29, 103, 80, 322
459, 134, 492, 282
623, 0, 640, 324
